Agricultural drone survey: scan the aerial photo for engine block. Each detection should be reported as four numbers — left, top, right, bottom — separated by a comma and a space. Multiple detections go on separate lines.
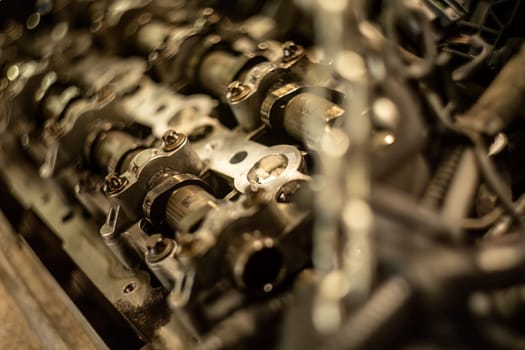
1, 0, 525, 349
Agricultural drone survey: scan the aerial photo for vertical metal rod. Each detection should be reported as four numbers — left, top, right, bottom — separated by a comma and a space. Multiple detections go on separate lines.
306, 0, 374, 333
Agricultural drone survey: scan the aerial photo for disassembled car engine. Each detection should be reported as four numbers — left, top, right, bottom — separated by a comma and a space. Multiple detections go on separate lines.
1, 0, 525, 349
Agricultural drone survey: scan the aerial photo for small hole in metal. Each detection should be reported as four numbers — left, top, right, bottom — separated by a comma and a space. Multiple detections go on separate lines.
61, 211, 74, 223
123, 282, 136, 294
230, 151, 248, 164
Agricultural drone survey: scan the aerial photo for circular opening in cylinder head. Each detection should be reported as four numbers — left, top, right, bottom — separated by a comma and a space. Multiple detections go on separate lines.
247, 154, 288, 184
241, 246, 284, 292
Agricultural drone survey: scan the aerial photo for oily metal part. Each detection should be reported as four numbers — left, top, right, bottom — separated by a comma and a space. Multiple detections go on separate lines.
0, 1, 525, 350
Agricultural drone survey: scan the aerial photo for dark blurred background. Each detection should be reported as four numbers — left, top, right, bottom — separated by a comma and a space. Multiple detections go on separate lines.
0, 0, 36, 23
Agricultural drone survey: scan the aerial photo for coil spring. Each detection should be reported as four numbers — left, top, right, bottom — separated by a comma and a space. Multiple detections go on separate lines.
421, 147, 464, 209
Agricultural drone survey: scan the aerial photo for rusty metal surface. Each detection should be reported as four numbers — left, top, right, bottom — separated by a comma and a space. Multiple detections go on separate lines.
0, 211, 108, 350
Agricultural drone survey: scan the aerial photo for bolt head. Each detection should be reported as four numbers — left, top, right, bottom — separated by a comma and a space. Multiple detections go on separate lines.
282, 41, 302, 62
162, 129, 184, 151
227, 81, 250, 102
148, 236, 166, 254
283, 41, 296, 55
103, 173, 127, 194
146, 234, 174, 262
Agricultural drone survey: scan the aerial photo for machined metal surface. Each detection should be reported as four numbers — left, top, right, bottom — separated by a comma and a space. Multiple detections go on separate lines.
1, 1, 525, 349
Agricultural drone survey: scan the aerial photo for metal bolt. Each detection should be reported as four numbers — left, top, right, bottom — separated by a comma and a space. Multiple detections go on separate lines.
162, 129, 185, 151
196, 8, 219, 28
103, 173, 128, 195
201, 7, 215, 18
148, 236, 166, 255
146, 234, 174, 262
282, 41, 301, 62
258, 42, 268, 51
227, 81, 250, 102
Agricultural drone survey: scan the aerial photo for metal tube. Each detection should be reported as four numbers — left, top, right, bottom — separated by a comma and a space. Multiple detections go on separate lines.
92, 130, 138, 172
458, 43, 525, 135
282, 92, 344, 148
198, 50, 240, 98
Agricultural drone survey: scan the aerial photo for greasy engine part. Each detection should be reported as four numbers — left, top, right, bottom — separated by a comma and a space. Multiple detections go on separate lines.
1, 0, 525, 349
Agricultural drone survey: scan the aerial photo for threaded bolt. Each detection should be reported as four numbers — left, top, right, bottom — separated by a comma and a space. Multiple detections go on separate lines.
227, 81, 250, 102
282, 41, 301, 62
146, 234, 174, 262
162, 129, 184, 151
103, 173, 128, 195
